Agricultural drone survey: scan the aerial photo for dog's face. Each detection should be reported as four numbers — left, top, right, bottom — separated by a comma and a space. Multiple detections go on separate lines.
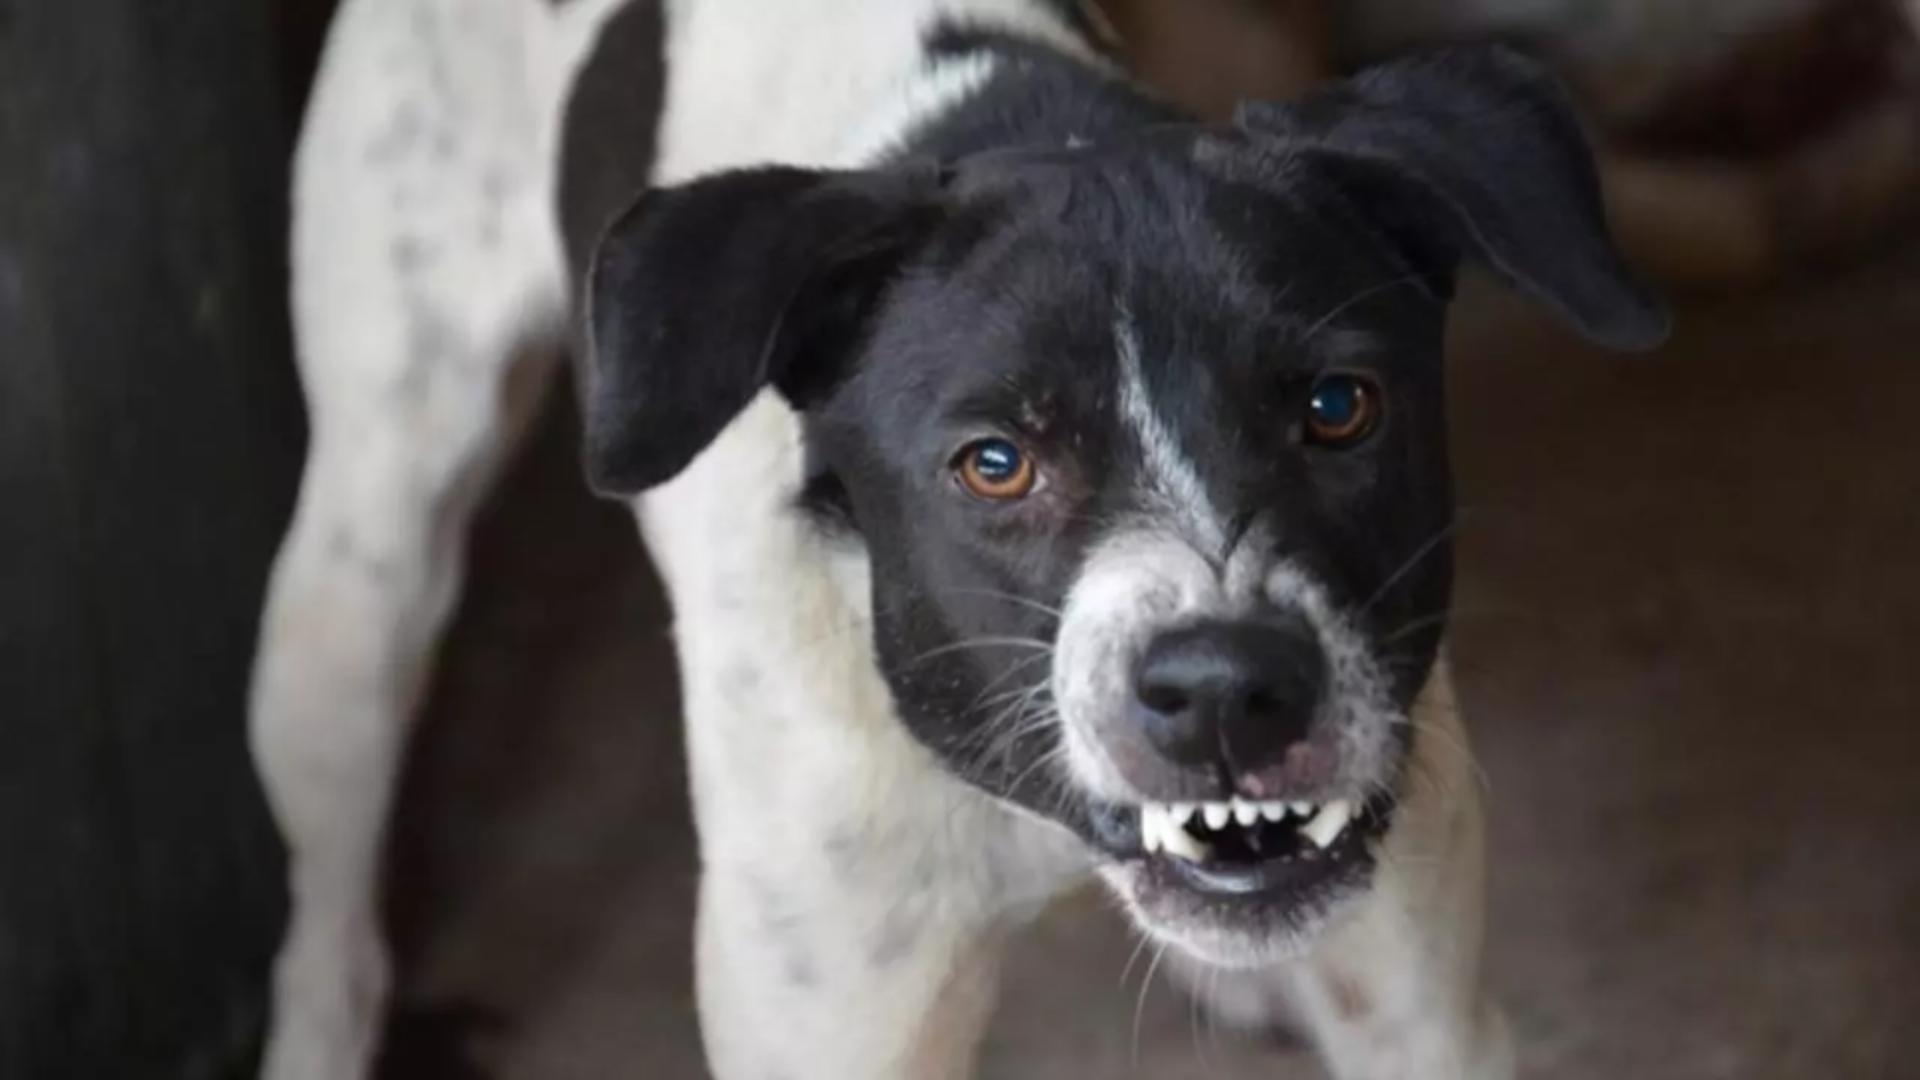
587, 49, 1665, 965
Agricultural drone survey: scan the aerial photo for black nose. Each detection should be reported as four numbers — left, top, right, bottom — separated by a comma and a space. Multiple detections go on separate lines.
1132, 615, 1326, 771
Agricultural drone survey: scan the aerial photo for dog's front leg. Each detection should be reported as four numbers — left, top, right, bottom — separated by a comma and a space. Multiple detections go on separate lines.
689, 740, 1080, 1080
696, 851, 1002, 1080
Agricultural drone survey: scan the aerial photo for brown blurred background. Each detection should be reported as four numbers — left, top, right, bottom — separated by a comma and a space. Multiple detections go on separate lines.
2, 1, 1916, 1077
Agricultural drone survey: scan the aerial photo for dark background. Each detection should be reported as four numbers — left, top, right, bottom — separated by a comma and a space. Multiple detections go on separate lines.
0, 1, 334, 1075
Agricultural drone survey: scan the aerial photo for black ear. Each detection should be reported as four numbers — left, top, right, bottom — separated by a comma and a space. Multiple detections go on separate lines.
1234, 46, 1669, 351
583, 165, 942, 494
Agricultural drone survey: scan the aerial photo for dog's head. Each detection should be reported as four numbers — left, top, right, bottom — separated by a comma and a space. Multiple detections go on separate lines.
585, 48, 1666, 966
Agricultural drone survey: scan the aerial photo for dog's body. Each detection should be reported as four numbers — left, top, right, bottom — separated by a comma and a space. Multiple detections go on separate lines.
253, 2, 1663, 1077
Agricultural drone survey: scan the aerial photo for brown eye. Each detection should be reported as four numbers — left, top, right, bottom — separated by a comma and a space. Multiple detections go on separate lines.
955, 438, 1037, 500
1305, 374, 1382, 447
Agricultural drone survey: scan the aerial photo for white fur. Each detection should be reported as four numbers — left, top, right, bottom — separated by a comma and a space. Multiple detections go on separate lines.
252, 1, 1507, 1077
1115, 309, 1227, 552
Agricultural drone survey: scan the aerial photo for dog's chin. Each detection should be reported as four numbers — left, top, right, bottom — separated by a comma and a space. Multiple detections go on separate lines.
1082, 797, 1392, 969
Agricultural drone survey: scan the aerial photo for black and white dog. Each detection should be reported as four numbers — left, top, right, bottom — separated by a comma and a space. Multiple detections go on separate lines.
250, 1, 1666, 1077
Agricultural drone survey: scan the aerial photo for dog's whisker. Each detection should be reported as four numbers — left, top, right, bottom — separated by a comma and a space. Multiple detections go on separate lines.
1131, 940, 1172, 1068
963, 652, 1054, 711
1396, 715, 1491, 797
1001, 732, 1070, 801
1117, 928, 1155, 991
904, 636, 1054, 667
1363, 511, 1469, 614
932, 586, 1066, 622
1299, 272, 1435, 351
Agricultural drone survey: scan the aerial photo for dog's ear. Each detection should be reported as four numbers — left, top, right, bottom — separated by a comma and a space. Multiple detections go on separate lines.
583, 165, 943, 495
1234, 46, 1669, 351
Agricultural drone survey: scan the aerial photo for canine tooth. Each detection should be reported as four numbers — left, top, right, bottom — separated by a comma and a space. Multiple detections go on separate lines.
1160, 820, 1211, 862
1232, 800, 1260, 827
1259, 802, 1287, 822
1203, 803, 1231, 830
1141, 804, 1164, 854
1299, 799, 1354, 850
1170, 803, 1196, 828
1290, 801, 1314, 817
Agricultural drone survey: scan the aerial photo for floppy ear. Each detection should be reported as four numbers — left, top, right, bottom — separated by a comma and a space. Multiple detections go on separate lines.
583, 166, 942, 495
1234, 46, 1670, 350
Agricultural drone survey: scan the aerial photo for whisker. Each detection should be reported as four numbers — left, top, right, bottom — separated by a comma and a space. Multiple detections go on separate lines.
1131, 941, 1172, 1067
932, 586, 1066, 623
964, 651, 1054, 712
905, 636, 1053, 667
1118, 929, 1154, 990
1300, 273, 1433, 350
1363, 511, 1469, 614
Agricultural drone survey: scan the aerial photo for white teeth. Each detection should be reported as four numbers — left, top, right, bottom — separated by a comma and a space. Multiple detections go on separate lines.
1141, 804, 1165, 855
1159, 817, 1210, 862
1299, 799, 1354, 850
1139, 802, 1211, 863
1143, 796, 1360, 862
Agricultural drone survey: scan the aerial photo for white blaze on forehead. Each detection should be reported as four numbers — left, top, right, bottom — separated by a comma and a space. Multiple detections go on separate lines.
1115, 309, 1226, 552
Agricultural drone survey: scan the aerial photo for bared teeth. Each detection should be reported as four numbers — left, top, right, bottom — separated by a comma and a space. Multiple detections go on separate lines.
1138, 802, 1209, 862
1299, 799, 1354, 849
1138, 797, 1361, 862
1141, 804, 1167, 855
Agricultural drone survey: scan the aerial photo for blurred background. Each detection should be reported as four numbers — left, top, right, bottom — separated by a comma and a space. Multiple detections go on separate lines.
1, 1, 1915, 1077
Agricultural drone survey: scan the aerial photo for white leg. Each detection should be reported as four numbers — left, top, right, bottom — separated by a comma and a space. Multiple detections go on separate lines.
679, 606, 1083, 1080
250, 2, 568, 1076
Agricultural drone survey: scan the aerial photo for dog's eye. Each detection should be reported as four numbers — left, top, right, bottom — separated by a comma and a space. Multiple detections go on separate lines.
1304, 374, 1382, 447
955, 438, 1037, 500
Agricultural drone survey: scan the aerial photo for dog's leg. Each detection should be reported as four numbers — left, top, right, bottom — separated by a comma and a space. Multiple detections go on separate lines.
250, 3, 570, 1076
1175, 661, 1512, 1079
685, 660, 1085, 1079
693, 800, 1027, 1080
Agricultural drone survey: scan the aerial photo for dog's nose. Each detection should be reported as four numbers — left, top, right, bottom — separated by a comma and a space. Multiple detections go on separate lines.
1132, 615, 1326, 771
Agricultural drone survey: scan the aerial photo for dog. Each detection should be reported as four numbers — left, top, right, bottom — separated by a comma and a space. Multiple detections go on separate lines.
249, 1, 1667, 1077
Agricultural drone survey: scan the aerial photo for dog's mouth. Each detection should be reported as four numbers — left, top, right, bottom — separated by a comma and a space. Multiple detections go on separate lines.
1141, 796, 1385, 890
1077, 793, 1391, 958
1092, 796, 1387, 892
